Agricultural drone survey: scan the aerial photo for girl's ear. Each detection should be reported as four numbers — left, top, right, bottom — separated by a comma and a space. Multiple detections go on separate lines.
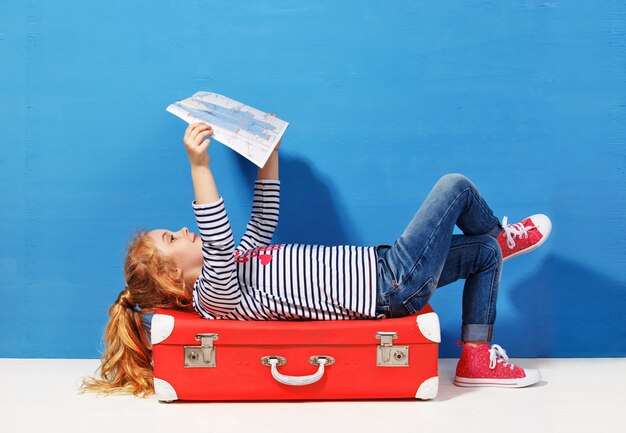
174, 268, 183, 279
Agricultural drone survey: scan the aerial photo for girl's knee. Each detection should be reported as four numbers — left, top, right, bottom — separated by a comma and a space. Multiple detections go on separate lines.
436, 173, 472, 193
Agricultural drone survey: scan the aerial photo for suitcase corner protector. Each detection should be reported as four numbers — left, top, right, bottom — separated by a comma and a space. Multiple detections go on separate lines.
154, 377, 178, 402
416, 312, 441, 343
415, 376, 439, 400
151, 313, 176, 345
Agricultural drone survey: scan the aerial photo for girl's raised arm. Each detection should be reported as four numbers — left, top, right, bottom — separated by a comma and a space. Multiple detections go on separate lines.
257, 140, 280, 181
184, 123, 219, 204
238, 129, 280, 251
257, 113, 280, 181
184, 123, 241, 317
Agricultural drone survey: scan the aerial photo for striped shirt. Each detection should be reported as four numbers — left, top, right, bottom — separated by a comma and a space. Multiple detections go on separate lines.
191, 179, 379, 320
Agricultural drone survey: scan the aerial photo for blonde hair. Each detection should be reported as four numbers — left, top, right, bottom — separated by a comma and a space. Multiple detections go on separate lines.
81, 231, 194, 397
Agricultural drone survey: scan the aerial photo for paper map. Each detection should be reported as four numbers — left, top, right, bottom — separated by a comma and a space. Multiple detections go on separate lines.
166, 91, 289, 168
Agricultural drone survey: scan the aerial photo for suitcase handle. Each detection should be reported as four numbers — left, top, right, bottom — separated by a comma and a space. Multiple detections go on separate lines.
260, 355, 335, 386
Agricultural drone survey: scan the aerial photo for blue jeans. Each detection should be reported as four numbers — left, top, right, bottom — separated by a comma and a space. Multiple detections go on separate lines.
375, 174, 503, 342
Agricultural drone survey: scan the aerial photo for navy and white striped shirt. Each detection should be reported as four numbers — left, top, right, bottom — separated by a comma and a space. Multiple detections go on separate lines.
191, 179, 379, 320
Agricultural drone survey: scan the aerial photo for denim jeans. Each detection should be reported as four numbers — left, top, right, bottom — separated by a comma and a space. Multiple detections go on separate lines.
375, 173, 503, 342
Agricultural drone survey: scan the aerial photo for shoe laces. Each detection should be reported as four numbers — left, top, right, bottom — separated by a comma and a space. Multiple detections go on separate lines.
489, 344, 516, 370
501, 216, 536, 249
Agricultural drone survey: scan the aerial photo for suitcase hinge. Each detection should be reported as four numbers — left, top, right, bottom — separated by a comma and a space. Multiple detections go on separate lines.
184, 333, 219, 368
376, 332, 409, 367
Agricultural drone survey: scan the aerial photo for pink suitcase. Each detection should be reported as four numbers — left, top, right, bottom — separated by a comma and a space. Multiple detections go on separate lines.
151, 304, 440, 402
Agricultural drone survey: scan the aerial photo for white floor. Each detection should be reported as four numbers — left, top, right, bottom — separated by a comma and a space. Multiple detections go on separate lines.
1, 358, 625, 433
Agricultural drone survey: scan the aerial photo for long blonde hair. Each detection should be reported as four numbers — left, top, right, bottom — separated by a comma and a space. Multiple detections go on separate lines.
81, 231, 194, 397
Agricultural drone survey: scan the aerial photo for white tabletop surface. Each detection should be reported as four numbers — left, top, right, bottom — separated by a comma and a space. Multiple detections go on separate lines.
1, 358, 624, 433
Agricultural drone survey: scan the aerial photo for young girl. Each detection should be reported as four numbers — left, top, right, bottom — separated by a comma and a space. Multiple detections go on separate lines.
82, 122, 552, 396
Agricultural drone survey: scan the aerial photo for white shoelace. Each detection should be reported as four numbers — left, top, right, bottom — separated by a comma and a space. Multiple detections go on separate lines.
489, 344, 516, 370
501, 216, 536, 249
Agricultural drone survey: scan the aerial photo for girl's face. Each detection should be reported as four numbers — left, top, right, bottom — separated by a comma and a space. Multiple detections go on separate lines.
147, 227, 203, 284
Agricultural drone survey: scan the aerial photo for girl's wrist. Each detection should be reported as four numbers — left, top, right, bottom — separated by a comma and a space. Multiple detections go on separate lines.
190, 162, 210, 171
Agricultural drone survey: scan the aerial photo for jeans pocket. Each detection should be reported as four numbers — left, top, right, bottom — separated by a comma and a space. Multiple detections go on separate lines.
402, 277, 436, 315
377, 247, 399, 292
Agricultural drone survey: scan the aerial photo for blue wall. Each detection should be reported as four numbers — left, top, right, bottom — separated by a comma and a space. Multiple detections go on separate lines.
1, 1, 625, 358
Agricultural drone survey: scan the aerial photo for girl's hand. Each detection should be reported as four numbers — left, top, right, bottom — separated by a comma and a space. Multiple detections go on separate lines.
184, 123, 214, 168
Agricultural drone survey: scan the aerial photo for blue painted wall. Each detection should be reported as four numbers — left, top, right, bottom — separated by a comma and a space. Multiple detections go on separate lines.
1, 1, 625, 358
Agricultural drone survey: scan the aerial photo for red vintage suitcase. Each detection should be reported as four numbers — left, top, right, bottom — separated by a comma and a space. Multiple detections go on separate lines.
151, 304, 440, 402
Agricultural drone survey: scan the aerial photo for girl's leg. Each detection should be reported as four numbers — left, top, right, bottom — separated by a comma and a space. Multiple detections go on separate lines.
376, 173, 502, 318
436, 234, 503, 342
443, 238, 541, 388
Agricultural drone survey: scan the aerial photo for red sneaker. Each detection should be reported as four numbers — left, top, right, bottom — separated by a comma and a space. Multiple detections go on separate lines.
497, 214, 552, 262
454, 343, 541, 388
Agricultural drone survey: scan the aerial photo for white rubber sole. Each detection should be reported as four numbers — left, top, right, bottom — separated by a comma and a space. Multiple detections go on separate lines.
502, 214, 552, 262
454, 368, 542, 388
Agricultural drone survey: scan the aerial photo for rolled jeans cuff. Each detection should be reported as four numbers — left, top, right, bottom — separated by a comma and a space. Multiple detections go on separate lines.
488, 223, 502, 239
462, 324, 493, 342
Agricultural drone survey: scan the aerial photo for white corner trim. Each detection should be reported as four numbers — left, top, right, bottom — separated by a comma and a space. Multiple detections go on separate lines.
154, 378, 178, 402
416, 312, 441, 343
415, 376, 439, 400
151, 314, 175, 345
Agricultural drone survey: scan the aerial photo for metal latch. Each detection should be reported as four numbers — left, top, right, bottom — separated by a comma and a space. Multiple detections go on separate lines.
376, 332, 409, 367
184, 333, 219, 368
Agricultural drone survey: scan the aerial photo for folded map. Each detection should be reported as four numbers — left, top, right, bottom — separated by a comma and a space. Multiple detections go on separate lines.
166, 91, 289, 168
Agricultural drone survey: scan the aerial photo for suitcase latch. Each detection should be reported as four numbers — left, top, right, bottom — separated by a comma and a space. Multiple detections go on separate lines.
376, 332, 409, 367
184, 333, 219, 368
